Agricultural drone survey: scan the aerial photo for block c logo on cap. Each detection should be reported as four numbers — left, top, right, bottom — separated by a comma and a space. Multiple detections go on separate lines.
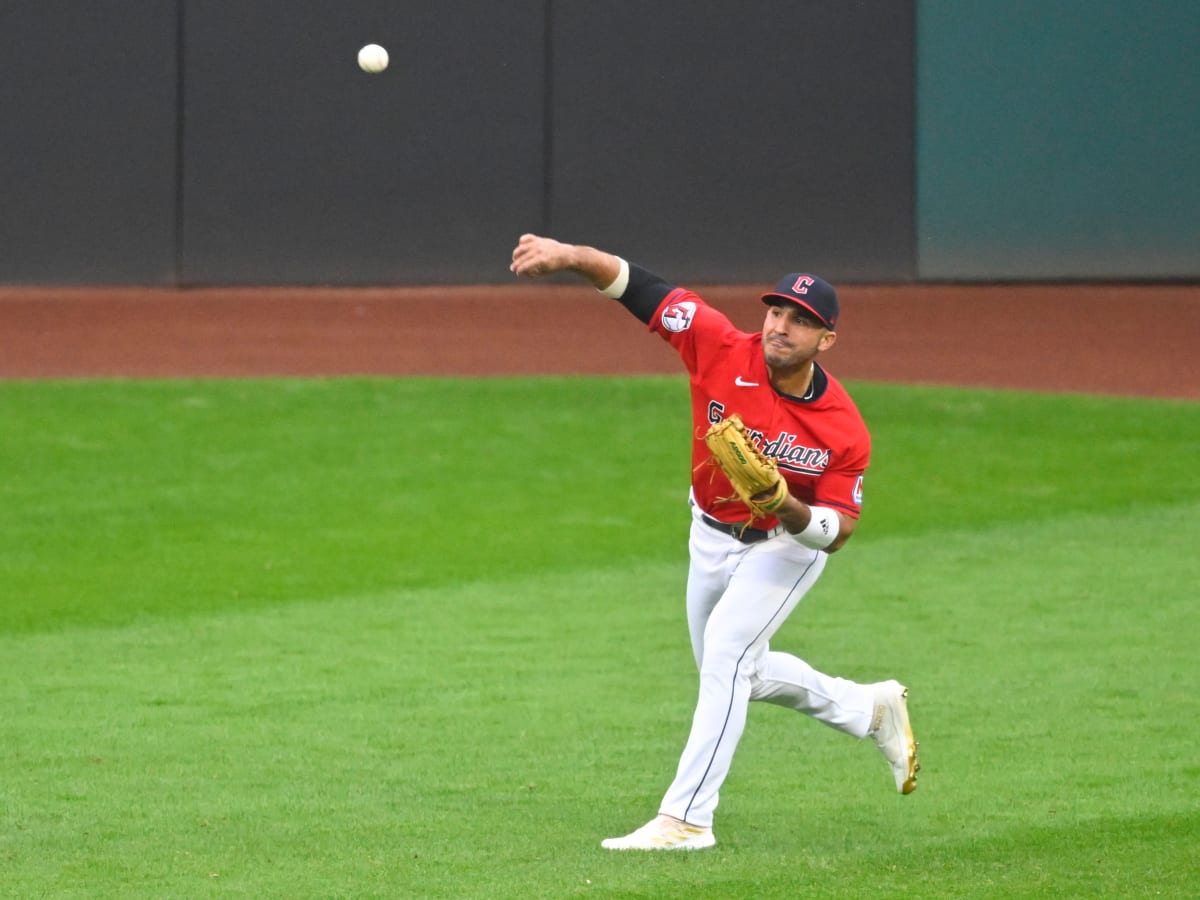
791, 275, 814, 295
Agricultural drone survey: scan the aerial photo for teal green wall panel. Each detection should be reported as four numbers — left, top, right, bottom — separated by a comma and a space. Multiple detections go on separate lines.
917, 1, 1199, 279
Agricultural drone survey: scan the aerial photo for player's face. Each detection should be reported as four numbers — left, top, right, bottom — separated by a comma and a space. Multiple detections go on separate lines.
761, 303, 836, 370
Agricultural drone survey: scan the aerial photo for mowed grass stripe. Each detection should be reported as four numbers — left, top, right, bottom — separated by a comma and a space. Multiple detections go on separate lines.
3, 377, 1196, 636
2, 504, 1196, 898
0, 377, 690, 633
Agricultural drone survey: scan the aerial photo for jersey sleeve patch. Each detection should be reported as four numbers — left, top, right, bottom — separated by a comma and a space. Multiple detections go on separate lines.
659, 299, 697, 333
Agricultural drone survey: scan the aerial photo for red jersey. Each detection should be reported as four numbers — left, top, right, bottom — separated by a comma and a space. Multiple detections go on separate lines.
650, 287, 870, 526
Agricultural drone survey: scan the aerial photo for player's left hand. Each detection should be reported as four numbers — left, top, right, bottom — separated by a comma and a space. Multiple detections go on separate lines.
704, 414, 788, 518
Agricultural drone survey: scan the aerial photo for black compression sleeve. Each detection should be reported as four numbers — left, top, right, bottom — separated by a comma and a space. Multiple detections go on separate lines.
614, 262, 675, 325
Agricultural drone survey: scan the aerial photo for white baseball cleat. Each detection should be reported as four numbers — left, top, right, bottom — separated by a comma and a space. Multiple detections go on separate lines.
601, 814, 716, 851
869, 680, 920, 794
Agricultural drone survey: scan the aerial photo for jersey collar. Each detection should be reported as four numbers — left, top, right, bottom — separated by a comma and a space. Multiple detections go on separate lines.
776, 363, 828, 403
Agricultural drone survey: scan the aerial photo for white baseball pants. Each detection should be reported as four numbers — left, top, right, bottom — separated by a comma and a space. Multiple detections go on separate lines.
658, 504, 876, 827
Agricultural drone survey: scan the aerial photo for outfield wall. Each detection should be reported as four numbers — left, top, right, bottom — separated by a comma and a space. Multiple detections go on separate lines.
0, 2, 1195, 285
916, 0, 1199, 280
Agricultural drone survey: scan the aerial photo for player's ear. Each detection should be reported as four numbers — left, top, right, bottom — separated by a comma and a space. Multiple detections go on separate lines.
818, 330, 837, 352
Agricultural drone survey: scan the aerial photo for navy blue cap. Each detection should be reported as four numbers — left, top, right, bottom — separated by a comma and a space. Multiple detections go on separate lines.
760, 274, 839, 329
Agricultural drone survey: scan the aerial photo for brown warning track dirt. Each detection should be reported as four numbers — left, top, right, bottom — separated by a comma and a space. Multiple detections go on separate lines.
0, 283, 1196, 398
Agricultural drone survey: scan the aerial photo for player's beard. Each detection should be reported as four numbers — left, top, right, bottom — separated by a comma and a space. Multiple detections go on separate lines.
762, 336, 815, 373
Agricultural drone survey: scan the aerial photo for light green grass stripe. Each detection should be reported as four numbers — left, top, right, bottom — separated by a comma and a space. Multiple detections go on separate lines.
4, 376, 1198, 637
3, 504, 1196, 898
0, 376, 691, 635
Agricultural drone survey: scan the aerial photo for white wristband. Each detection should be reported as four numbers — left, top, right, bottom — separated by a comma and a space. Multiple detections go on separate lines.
599, 257, 630, 298
792, 506, 840, 550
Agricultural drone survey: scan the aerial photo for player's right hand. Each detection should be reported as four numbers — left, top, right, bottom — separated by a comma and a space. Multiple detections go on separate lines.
510, 233, 569, 277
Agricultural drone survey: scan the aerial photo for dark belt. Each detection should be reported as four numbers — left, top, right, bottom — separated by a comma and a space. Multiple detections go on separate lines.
700, 513, 784, 544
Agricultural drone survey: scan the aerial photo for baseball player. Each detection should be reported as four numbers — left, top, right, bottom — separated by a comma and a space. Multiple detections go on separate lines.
510, 234, 919, 851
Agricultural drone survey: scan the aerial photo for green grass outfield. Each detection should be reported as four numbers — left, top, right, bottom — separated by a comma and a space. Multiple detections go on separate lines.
2, 376, 1197, 898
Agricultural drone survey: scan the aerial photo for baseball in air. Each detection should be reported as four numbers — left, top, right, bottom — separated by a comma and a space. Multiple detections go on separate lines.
357, 43, 389, 74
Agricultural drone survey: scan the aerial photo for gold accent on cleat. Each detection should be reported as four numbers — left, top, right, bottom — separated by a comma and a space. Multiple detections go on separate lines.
871, 680, 920, 794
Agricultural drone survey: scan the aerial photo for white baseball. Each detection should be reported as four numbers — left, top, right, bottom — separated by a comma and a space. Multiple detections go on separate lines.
357, 44, 389, 74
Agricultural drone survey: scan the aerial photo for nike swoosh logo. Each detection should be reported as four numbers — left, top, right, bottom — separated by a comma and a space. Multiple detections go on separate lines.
735, 376, 759, 387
